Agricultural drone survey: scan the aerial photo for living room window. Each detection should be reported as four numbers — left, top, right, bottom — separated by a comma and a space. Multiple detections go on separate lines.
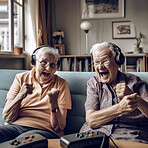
0, 0, 24, 52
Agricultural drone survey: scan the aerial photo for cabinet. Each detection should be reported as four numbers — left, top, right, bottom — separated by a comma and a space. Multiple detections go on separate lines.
124, 54, 147, 72
58, 55, 94, 72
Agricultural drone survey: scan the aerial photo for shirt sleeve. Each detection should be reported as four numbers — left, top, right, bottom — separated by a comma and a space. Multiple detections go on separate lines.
85, 76, 100, 111
57, 78, 71, 110
133, 76, 148, 101
6, 73, 23, 102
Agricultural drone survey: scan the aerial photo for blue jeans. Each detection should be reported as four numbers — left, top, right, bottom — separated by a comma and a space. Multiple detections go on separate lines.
0, 124, 59, 143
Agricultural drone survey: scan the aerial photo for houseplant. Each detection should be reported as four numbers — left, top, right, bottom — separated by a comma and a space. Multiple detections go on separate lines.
134, 33, 143, 53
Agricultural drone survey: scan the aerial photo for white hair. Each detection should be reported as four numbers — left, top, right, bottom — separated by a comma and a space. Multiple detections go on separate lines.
36, 46, 59, 59
90, 42, 116, 58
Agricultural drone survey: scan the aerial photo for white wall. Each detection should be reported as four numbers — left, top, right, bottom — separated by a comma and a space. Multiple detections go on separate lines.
25, 0, 148, 69
53, 0, 148, 55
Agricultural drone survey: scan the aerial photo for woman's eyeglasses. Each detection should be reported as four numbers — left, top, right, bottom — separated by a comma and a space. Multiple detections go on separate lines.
36, 59, 57, 69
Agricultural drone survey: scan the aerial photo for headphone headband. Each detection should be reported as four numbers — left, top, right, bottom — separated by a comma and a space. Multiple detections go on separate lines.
31, 45, 60, 66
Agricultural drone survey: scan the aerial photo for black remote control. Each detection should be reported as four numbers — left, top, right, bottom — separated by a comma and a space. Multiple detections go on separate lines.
0, 134, 48, 148
60, 131, 109, 148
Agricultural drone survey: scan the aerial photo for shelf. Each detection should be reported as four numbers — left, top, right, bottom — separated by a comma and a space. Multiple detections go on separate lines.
59, 55, 94, 72
124, 53, 146, 57
0, 52, 27, 69
0, 52, 26, 58
124, 53, 147, 72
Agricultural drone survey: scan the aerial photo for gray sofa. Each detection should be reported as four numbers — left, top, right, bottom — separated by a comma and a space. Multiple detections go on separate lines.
0, 69, 148, 135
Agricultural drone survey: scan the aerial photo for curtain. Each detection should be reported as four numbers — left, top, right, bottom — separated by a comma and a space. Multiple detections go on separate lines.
28, 0, 39, 47
38, 0, 51, 46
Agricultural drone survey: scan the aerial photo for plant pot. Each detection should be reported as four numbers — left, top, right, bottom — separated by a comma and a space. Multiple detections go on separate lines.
134, 47, 143, 54
14, 47, 23, 55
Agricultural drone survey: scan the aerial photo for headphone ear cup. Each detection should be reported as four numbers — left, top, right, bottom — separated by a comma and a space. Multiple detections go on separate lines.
119, 52, 125, 65
110, 43, 125, 65
31, 46, 43, 65
31, 54, 36, 65
115, 50, 125, 65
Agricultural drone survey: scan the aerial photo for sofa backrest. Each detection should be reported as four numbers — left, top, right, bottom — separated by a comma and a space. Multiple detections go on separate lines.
0, 69, 27, 125
55, 71, 97, 135
0, 69, 148, 135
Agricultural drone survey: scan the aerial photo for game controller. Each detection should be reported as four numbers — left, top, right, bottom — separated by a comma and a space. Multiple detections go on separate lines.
0, 134, 48, 148
60, 131, 109, 148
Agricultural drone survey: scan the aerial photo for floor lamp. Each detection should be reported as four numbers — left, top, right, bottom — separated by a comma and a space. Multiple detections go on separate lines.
80, 21, 92, 54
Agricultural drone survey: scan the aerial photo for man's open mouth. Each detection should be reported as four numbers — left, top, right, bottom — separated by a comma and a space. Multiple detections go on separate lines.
100, 71, 109, 77
42, 72, 50, 77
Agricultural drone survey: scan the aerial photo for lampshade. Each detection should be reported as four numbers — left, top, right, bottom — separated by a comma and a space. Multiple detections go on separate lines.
80, 21, 92, 33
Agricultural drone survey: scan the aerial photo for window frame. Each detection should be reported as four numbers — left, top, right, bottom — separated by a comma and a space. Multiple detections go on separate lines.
0, 0, 25, 52
9, 0, 25, 52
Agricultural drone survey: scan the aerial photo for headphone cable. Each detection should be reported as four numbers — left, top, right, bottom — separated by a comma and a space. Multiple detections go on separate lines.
109, 136, 119, 148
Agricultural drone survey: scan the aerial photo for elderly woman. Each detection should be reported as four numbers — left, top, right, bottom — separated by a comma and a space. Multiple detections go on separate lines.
80, 42, 148, 144
0, 45, 71, 143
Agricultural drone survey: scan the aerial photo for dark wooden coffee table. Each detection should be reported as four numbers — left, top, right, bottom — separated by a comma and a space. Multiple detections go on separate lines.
48, 139, 148, 148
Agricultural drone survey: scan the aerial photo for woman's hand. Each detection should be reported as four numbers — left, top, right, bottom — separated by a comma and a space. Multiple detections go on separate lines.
47, 88, 60, 109
47, 88, 67, 132
19, 83, 34, 99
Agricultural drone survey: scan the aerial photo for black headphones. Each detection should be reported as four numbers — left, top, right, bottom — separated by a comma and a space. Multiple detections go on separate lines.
31, 45, 60, 68
109, 43, 125, 65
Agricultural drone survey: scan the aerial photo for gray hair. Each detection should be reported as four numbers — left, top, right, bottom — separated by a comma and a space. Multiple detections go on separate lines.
36, 46, 59, 59
90, 42, 116, 58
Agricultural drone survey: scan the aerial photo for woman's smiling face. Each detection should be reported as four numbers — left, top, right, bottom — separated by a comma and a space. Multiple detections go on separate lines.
35, 51, 57, 85
93, 47, 120, 85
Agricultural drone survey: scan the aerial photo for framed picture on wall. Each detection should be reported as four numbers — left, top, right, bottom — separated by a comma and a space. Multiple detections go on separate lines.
54, 44, 65, 55
81, 0, 124, 19
112, 21, 136, 39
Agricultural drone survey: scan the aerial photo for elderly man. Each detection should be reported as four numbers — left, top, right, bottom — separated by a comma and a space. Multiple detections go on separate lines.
0, 45, 71, 143
80, 42, 148, 144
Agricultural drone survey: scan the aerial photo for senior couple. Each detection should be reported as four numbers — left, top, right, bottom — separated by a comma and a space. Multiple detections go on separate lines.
0, 42, 148, 144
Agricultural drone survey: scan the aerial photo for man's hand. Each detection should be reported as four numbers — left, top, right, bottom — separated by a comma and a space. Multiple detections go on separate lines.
47, 88, 60, 109
19, 83, 33, 99
119, 93, 138, 113
114, 82, 133, 98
